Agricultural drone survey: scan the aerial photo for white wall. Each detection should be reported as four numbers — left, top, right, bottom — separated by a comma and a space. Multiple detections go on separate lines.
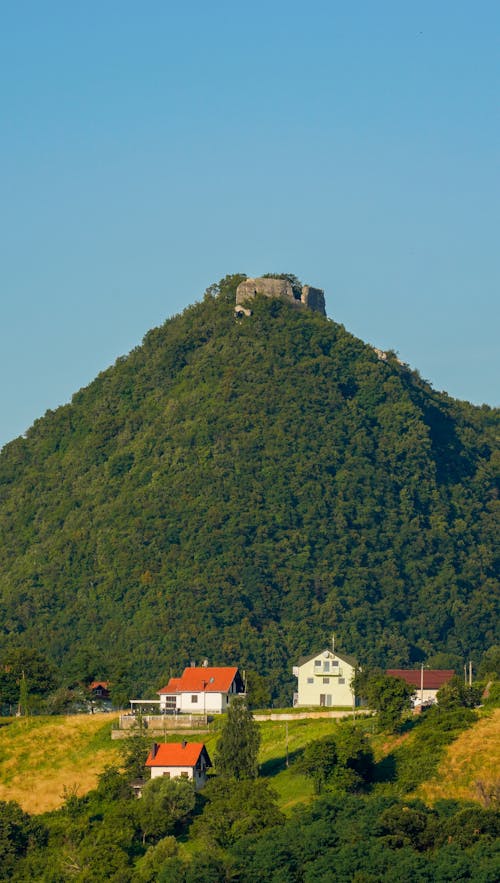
296, 651, 355, 707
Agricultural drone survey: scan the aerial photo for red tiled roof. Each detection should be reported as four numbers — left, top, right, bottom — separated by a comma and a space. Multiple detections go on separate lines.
89, 681, 109, 691
158, 667, 238, 695
387, 670, 455, 690
158, 677, 182, 695
145, 742, 208, 768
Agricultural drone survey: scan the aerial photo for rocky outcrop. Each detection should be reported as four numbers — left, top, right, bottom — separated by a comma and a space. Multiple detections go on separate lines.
235, 277, 326, 316
300, 285, 326, 314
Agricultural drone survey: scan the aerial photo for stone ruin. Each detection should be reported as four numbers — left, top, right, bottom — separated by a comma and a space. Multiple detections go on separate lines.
235, 276, 326, 317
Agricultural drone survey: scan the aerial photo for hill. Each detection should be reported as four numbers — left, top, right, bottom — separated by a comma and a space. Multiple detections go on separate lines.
0, 274, 498, 701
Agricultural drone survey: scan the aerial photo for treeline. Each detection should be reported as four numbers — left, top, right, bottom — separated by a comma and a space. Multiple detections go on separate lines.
0, 274, 498, 702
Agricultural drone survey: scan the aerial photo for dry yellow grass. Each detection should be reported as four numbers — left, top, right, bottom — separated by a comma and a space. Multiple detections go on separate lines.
417, 708, 500, 804
0, 714, 121, 813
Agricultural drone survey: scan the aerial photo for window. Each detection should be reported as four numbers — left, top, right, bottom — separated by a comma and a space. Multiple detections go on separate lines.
162, 771, 171, 777
180, 772, 189, 778
323, 661, 330, 672
191, 695, 198, 703
323, 677, 330, 684
307, 677, 314, 684
314, 660, 321, 667
332, 660, 339, 667
339, 678, 345, 685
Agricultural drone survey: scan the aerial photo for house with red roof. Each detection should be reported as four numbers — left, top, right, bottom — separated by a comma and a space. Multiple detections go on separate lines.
89, 681, 110, 701
145, 741, 212, 790
158, 665, 245, 714
387, 669, 455, 706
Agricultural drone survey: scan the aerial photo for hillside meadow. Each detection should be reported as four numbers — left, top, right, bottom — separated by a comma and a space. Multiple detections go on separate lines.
1, 708, 498, 815
0, 714, 121, 813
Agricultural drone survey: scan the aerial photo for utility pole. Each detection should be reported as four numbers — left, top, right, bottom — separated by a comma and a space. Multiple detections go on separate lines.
420, 663, 424, 707
285, 721, 289, 768
469, 660, 473, 686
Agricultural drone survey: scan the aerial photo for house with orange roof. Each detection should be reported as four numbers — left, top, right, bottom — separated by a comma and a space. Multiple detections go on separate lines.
145, 741, 212, 790
158, 664, 245, 714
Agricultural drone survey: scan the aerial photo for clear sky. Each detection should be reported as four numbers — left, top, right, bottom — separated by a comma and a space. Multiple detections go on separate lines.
1, 1, 499, 449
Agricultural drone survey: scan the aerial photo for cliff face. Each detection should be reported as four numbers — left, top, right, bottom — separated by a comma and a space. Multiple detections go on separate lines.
235, 277, 326, 316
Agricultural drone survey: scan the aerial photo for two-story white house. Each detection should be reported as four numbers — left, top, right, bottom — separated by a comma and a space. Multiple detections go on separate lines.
293, 646, 358, 708
157, 665, 245, 714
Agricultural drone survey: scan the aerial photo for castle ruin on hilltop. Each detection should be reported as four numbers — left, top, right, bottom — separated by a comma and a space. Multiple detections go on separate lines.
235, 276, 326, 317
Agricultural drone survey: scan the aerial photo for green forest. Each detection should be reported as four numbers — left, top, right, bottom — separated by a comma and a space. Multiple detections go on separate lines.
0, 274, 498, 703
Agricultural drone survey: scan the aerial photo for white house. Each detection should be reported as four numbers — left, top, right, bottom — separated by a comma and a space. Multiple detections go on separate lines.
145, 741, 212, 790
293, 646, 358, 708
157, 665, 245, 714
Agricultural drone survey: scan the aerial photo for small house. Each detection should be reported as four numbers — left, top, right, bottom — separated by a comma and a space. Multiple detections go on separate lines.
145, 741, 212, 790
89, 681, 110, 701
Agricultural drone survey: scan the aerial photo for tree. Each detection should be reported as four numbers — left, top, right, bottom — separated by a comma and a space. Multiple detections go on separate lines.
333, 724, 375, 791
214, 697, 260, 779
138, 777, 195, 844
18, 671, 29, 716
0, 800, 47, 879
245, 671, 271, 709
297, 736, 338, 794
296, 726, 374, 795
436, 676, 482, 709
354, 672, 414, 732
193, 778, 283, 848
119, 716, 151, 779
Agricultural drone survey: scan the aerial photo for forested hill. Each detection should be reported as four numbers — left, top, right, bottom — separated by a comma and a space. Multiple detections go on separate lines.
0, 274, 498, 701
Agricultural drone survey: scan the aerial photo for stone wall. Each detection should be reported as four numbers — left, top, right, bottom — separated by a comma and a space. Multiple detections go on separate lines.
235, 277, 326, 317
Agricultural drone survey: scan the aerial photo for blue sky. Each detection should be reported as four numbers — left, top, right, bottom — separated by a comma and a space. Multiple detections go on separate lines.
1, 1, 499, 449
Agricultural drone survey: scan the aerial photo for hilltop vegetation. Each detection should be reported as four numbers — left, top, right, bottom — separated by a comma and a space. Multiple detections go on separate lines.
0, 274, 498, 701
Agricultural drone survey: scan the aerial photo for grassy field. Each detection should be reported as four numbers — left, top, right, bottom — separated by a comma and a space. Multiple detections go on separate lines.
417, 707, 500, 804
1, 708, 498, 815
0, 714, 121, 813
0, 714, 338, 815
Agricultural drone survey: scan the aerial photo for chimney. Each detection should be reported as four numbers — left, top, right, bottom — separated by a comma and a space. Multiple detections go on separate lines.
190, 661, 196, 667
182, 740, 187, 749
151, 742, 158, 759
202, 659, 208, 668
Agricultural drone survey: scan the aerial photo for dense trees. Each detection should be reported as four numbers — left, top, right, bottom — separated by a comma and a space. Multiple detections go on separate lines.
0, 273, 498, 700
297, 724, 374, 794
354, 670, 415, 732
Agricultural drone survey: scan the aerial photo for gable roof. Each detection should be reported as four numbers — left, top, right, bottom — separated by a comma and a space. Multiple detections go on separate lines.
158, 677, 182, 696
298, 650, 357, 668
387, 670, 455, 690
89, 681, 109, 691
158, 667, 239, 695
145, 742, 211, 768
